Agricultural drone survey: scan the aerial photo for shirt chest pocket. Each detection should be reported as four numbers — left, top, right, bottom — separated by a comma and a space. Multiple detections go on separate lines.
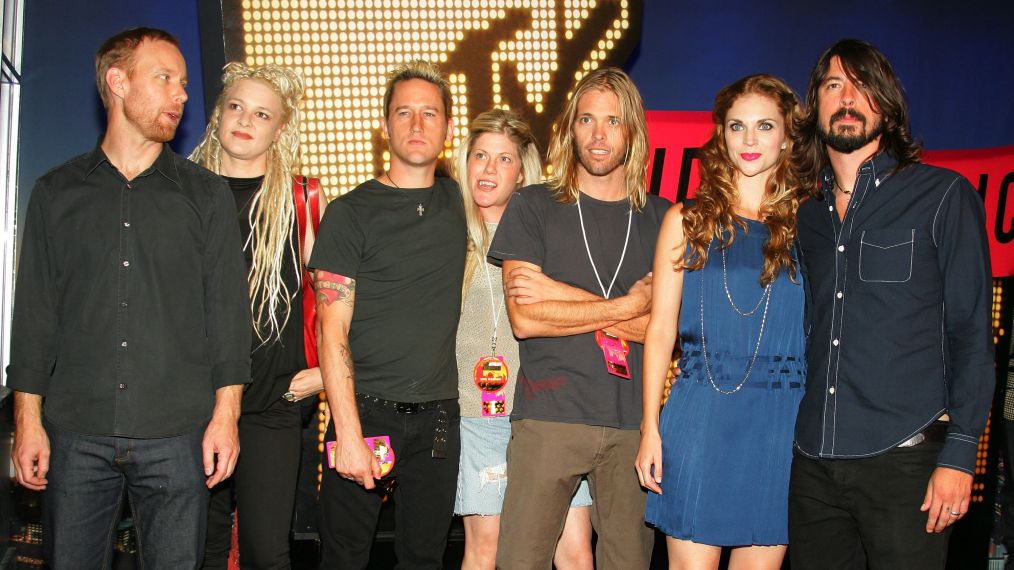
858, 229, 915, 283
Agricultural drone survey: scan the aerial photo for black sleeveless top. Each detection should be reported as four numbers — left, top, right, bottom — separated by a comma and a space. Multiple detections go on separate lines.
227, 176, 307, 413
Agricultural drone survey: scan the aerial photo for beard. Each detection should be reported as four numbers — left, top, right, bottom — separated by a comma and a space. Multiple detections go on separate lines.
576, 143, 626, 177
818, 108, 884, 154
124, 98, 179, 143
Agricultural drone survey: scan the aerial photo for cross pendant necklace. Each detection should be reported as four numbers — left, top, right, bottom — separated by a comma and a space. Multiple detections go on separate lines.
386, 171, 425, 216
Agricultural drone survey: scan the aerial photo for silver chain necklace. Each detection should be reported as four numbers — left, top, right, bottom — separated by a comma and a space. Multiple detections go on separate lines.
700, 242, 772, 395
720, 247, 770, 316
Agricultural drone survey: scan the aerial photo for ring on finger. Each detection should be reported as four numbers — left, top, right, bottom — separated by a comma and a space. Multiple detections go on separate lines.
949, 510, 960, 516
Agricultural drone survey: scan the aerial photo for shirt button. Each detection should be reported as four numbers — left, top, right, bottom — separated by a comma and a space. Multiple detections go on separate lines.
124, 221, 130, 228
828, 205, 834, 212
118, 383, 127, 389
837, 245, 845, 252
836, 291, 843, 299
121, 341, 127, 347
829, 387, 836, 395
123, 260, 130, 267
832, 338, 840, 346
875, 178, 881, 187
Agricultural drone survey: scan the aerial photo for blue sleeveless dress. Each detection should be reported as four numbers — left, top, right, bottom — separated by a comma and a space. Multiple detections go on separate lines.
645, 218, 805, 546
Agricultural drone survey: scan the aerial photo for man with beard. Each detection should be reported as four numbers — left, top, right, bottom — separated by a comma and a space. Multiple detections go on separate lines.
789, 39, 994, 569
488, 67, 666, 569
7, 28, 250, 568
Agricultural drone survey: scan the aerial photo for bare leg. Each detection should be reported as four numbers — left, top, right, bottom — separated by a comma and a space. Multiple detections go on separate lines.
462, 514, 501, 570
553, 506, 594, 570
727, 545, 787, 570
666, 537, 722, 570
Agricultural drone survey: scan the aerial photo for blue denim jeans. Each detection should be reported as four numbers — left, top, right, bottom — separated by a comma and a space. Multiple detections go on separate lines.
44, 420, 209, 569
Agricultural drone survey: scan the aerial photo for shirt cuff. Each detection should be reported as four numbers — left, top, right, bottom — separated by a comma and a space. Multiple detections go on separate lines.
5, 365, 51, 397
936, 433, 980, 475
211, 360, 252, 390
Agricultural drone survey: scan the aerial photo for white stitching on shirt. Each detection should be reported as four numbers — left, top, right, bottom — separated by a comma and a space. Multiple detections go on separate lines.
930, 177, 960, 248
858, 229, 915, 283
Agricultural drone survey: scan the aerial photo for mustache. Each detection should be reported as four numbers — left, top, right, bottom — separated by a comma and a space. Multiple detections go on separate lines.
830, 108, 866, 125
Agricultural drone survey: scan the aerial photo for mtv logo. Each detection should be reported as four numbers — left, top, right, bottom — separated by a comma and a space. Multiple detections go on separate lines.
213, 0, 643, 197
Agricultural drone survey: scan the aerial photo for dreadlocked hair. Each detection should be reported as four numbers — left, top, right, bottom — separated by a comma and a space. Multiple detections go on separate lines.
190, 62, 306, 343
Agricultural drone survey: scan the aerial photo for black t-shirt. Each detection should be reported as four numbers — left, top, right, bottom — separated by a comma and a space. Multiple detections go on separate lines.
488, 184, 669, 429
226, 175, 307, 414
309, 177, 466, 402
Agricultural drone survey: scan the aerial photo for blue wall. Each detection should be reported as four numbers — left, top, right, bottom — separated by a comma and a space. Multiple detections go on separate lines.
17, 1, 1014, 212
17, 0, 206, 224
626, 0, 1014, 151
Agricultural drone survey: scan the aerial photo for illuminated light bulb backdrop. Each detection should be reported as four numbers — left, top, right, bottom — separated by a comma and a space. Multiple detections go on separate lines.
214, 0, 643, 199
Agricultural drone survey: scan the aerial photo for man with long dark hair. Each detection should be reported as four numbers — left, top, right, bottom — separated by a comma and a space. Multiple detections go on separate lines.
790, 39, 994, 569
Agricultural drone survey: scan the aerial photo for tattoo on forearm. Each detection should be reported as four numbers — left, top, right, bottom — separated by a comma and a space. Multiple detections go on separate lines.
338, 343, 355, 372
315, 270, 355, 307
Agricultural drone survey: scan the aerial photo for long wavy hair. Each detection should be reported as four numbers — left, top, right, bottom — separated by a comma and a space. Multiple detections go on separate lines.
190, 62, 306, 342
546, 67, 648, 211
453, 109, 542, 291
681, 74, 802, 287
795, 39, 922, 194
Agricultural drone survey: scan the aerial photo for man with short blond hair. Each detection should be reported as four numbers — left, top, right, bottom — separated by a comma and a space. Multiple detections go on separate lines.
311, 60, 466, 568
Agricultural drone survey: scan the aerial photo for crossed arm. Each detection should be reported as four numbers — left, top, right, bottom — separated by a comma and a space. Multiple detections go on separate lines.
501, 259, 653, 342
314, 269, 381, 489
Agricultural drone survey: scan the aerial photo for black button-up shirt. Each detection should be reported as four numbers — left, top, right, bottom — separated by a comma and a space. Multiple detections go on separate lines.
6, 144, 251, 438
795, 152, 994, 474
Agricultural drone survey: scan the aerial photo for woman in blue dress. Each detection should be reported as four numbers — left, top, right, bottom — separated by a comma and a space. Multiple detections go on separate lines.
636, 74, 805, 569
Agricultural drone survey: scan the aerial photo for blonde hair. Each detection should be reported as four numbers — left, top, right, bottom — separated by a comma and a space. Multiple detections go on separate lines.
453, 109, 542, 292
680, 74, 803, 287
546, 67, 649, 211
190, 62, 306, 342
382, 60, 452, 119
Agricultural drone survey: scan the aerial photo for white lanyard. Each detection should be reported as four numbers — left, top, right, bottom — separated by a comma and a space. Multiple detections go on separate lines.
477, 249, 506, 355
576, 194, 633, 300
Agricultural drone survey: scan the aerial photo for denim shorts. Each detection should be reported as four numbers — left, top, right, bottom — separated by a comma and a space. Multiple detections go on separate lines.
454, 416, 592, 516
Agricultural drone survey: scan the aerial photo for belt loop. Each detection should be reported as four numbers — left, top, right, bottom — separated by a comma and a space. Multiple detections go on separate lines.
431, 404, 448, 459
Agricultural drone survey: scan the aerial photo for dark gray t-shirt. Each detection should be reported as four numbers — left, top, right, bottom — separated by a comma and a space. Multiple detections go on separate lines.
309, 177, 466, 402
488, 184, 669, 429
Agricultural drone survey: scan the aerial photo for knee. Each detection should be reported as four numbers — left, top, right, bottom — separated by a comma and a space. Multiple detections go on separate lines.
553, 539, 593, 570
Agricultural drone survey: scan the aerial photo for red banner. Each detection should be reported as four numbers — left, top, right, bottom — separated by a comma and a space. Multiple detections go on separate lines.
645, 111, 1014, 277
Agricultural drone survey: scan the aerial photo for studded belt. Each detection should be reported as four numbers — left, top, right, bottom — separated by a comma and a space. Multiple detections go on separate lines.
355, 393, 451, 458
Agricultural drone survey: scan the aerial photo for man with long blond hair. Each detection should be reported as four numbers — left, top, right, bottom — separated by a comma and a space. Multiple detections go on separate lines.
488, 67, 667, 569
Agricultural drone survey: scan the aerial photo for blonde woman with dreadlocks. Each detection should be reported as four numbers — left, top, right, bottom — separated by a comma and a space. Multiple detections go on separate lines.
635, 74, 805, 570
452, 108, 594, 570
191, 62, 324, 569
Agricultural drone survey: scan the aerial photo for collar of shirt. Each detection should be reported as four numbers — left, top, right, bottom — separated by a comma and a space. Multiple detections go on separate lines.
81, 143, 183, 189
820, 151, 898, 201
